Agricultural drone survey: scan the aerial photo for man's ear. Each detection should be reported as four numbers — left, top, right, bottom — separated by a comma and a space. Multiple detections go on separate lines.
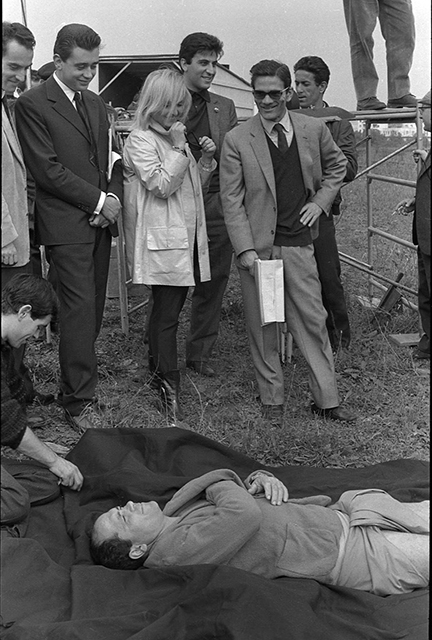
17, 305, 32, 320
129, 543, 148, 560
53, 54, 62, 71
179, 57, 188, 72
319, 81, 328, 94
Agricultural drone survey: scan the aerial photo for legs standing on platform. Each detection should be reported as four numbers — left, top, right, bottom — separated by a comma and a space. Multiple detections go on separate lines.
343, 0, 415, 108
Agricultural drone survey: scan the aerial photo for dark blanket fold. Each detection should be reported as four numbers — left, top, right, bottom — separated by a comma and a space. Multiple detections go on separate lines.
1, 427, 429, 640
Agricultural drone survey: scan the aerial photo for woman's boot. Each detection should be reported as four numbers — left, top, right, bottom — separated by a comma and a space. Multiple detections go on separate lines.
159, 370, 184, 423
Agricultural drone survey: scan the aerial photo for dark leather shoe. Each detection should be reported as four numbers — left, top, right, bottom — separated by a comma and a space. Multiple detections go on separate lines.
412, 347, 430, 360
387, 94, 417, 108
26, 391, 56, 406
311, 403, 357, 422
262, 404, 284, 425
356, 97, 386, 111
64, 409, 101, 435
186, 361, 216, 377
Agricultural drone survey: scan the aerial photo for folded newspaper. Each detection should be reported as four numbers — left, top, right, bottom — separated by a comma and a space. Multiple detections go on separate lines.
255, 259, 285, 326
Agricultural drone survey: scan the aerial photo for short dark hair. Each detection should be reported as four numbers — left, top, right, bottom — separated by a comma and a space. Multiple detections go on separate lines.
249, 60, 291, 90
2, 22, 36, 56
53, 23, 101, 61
293, 56, 330, 86
90, 534, 146, 570
1, 274, 58, 320
179, 32, 224, 65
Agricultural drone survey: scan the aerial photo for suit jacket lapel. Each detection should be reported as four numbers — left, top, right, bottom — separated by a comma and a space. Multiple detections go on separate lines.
81, 90, 100, 142
46, 76, 90, 142
2, 104, 26, 171
290, 112, 314, 194
417, 150, 431, 180
249, 115, 276, 200
207, 94, 220, 146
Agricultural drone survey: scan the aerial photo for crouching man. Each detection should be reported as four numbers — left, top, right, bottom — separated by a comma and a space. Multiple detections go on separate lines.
90, 469, 429, 596
1, 274, 83, 536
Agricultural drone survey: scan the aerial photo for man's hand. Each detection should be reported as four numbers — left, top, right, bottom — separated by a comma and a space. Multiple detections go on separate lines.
2, 241, 18, 265
100, 195, 121, 225
299, 202, 323, 227
48, 456, 83, 491
89, 213, 110, 228
413, 149, 428, 164
394, 197, 415, 215
248, 473, 289, 506
199, 136, 216, 164
238, 249, 259, 276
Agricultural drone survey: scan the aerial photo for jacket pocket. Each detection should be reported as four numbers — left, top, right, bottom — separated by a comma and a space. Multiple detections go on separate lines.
147, 227, 188, 250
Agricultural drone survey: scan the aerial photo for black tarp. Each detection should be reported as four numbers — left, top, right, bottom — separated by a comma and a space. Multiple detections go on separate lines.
1, 427, 429, 640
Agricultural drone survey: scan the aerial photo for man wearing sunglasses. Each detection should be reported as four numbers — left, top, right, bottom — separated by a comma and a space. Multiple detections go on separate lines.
178, 32, 238, 378
221, 59, 356, 425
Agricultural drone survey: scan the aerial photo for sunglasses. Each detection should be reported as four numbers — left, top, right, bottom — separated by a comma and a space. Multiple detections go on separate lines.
252, 88, 290, 101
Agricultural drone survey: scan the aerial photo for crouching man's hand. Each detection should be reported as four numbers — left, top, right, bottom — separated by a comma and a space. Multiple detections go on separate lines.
248, 472, 289, 506
48, 457, 84, 490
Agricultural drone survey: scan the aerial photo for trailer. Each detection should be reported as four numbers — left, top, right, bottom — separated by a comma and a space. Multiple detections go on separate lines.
96, 54, 254, 120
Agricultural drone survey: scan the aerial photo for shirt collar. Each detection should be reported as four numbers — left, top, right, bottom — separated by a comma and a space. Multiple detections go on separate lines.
53, 72, 77, 103
260, 109, 292, 135
190, 89, 210, 103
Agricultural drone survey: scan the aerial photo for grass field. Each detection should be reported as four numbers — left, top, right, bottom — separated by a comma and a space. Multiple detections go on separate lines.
8, 137, 430, 469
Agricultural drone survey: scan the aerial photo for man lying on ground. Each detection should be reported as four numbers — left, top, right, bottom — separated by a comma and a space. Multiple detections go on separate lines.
90, 469, 429, 596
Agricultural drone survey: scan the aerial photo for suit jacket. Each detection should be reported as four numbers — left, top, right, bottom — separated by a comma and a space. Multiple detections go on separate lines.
14, 76, 123, 246
414, 150, 431, 256
1, 102, 29, 267
220, 112, 347, 259
147, 469, 343, 582
206, 91, 238, 163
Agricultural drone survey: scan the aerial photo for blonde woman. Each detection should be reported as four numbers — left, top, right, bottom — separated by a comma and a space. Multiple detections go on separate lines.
123, 68, 216, 423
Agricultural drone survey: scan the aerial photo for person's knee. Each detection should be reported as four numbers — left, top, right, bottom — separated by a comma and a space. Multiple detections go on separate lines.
1, 484, 31, 526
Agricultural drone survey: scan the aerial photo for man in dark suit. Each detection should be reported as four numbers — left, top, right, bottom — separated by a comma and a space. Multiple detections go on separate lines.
178, 32, 238, 377
294, 56, 358, 351
396, 89, 431, 360
15, 24, 123, 433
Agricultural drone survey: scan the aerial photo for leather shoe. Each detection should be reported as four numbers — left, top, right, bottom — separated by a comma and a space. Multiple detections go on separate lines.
356, 97, 386, 111
64, 409, 101, 435
262, 404, 284, 425
26, 391, 56, 406
186, 361, 216, 377
387, 94, 417, 108
412, 347, 430, 361
311, 403, 357, 422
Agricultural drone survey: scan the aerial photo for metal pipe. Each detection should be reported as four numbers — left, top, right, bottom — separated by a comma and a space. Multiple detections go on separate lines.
99, 62, 132, 95
355, 140, 416, 179
367, 227, 416, 250
368, 173, 416, 187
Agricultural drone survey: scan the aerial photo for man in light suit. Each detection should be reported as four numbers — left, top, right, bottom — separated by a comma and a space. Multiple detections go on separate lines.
178, 32, 238, 377
15, 24, 123, 433
220, 60, 356, 425
2, 22, 54, 405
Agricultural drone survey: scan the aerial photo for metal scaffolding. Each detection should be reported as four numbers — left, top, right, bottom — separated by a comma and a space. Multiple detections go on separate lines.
340, 106, 425, 312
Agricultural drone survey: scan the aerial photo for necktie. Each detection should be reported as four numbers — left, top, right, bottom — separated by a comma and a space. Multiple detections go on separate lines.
273, 123, 289, 155
74, 92, 98, 168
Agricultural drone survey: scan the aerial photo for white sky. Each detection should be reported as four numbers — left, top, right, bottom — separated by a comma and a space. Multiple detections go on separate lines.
3, 0, 431, 109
